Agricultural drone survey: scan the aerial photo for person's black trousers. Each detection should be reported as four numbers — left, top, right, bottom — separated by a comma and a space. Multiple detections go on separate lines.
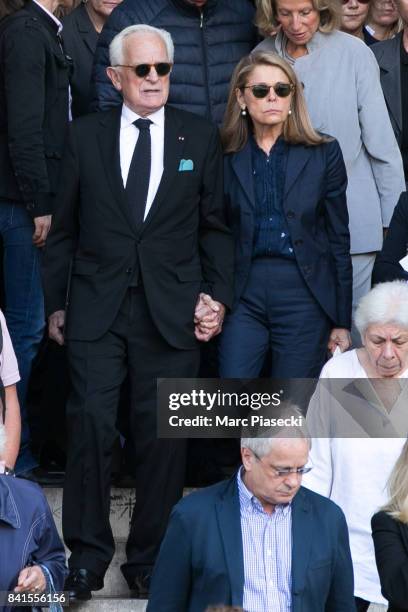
62, 286, 200, 585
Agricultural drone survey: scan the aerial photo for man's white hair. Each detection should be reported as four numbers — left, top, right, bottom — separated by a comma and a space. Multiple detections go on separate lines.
109, 24, 174, 66
0, 423, 5, 459
241, 403, 310, 458
355, 281, 408, 336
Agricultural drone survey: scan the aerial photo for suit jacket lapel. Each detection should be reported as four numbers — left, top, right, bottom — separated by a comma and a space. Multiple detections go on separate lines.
215, 478, 245, 607
76, 4, 98, 55
378, 34, 402, 133
97, 107, 138, 234
284, 144, 312, 198
140, 105, 185, 233
230, 141, 256, 210
291, 488, 313, 612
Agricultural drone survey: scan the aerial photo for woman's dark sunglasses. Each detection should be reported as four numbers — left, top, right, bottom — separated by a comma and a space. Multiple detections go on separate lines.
244, 82, 295, 99
114, 62, 173, 77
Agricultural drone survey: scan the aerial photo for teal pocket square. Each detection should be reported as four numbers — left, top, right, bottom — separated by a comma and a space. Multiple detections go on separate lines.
178, 159, 194, 171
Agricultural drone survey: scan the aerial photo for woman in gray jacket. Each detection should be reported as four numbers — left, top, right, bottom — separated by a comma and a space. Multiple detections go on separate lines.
255, 0, 405, 341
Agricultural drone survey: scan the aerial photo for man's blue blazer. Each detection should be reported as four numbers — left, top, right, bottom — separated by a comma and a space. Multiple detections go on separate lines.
147, 475, 356, 612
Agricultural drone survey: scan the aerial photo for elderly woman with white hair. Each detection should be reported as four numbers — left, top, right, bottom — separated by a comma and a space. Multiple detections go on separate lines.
303, 280, 408, 611
0, 421, 66, 610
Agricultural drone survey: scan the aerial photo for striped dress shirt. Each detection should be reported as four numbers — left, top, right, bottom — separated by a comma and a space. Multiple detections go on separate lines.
238, 468, 292, 612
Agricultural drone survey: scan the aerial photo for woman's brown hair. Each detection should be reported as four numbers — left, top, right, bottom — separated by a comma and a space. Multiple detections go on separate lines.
221, 52, 329, 153
0, 0, 27, 20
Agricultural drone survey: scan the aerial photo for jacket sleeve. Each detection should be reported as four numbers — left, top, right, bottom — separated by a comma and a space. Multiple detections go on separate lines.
323, 139, 352, 330
356, 45, 405, 227
32, 498, 67, 591
372, 511, 408, 608
42, 124, 80, 316
199, 124, 234, 309
3, 20, 54, 216
325, 507, 356, 611
90, 7, 133, 112
372, 193, 408, 284
147, 508, 192, 612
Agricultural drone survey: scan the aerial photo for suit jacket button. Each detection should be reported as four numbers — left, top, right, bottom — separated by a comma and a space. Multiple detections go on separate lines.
126, 267, 132, 274
294, 239, 303, 246
287, 210, 295, 219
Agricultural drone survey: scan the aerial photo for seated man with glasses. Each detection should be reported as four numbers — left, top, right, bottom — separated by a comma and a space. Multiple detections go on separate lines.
147, 403, 355, 612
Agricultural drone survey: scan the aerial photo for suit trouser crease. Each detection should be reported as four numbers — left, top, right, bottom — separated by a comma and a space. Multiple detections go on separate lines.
63, 287, 199, 581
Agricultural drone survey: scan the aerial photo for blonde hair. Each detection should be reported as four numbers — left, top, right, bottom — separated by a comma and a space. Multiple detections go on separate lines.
382, 440, 408, 524
255, 0, 341, 36
221, 52, 328, 153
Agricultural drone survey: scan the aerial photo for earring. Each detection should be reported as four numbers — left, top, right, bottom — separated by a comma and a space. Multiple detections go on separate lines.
288, 109, 292, 115
241, 107, 247, 117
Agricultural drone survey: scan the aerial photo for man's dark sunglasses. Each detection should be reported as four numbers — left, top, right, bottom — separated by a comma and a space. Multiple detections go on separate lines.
244, 82, 295, 99
114, 62, 173, 77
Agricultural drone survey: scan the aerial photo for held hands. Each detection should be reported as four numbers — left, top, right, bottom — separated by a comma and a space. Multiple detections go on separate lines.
194, 293, 226, 342
14, 565, 46, 594
32, 215, 51, 248
48, 310, 65, 346
327, 327, 351, 355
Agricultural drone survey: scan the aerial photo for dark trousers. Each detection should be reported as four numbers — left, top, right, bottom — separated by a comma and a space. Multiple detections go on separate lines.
62, 286, 200, 584
354, 597, 370, 612
218, 258, 331, 378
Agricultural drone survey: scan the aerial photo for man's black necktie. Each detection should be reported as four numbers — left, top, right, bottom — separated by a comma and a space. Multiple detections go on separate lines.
126, 118, 152, 227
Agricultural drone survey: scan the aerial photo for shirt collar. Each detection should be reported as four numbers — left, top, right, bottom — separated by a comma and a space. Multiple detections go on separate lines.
32, 0, 63, 33
121, 104, 165, 130
237, 466, 292, 516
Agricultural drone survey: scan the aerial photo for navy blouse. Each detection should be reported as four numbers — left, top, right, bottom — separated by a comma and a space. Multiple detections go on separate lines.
251, 136, 294, 259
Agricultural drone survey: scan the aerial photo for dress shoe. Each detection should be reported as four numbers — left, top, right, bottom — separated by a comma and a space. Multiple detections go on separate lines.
18, 466, 65, 486
129, 572, 151, 598
64, 568, 104, 601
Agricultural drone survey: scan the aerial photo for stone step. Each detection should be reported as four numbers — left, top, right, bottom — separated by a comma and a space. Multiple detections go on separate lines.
67, 597, 147, 611
97, 540, 128, 598
44, 487, 196, 598
44, 487, 196, 539
44, 487, 136, 540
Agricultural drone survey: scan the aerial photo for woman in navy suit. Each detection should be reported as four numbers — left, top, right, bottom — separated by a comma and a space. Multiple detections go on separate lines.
217, 52, 352, 378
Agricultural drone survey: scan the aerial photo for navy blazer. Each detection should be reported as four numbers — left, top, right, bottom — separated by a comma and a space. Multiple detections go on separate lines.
147, 476, 355, 612
224, 138, 352, 329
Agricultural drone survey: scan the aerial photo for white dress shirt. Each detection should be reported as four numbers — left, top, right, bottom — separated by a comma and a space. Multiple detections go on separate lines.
120, 104, 164, 221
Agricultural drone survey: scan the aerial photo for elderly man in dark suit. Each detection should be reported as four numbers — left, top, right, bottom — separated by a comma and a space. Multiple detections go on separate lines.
372, 1, 408, 184
43, 23, 233, 602
148, 422, 356, 612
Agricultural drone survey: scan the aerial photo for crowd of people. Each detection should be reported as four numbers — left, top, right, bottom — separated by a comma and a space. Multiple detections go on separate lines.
1, 0, 408, 609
